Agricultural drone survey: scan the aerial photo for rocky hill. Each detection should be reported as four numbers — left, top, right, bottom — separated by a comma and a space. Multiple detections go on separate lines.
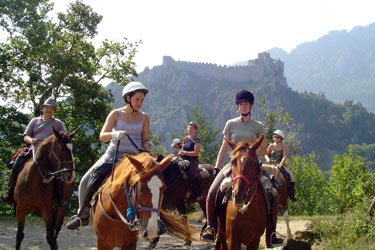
106, 53, 375, 170
269, 23, 375, 113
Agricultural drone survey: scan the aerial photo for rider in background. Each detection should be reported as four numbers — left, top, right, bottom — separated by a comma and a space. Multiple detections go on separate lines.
178, 122, 202, 201
201, 89, 283, 248
171, 138, 182, 155
66, 81, 154, 230
265, 130, 297, 201
2, 97, 65, 204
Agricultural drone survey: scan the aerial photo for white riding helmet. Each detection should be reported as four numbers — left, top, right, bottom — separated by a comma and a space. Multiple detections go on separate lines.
122, 81, 149, 100
171, 138, 181, 147
273, 130, 285, 139
43, 97, 57, 109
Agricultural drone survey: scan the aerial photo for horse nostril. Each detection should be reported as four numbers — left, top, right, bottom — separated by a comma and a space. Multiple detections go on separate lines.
143, 232, 148, 239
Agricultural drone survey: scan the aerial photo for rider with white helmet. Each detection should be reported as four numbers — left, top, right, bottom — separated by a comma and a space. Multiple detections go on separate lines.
66, 81, 155, 230
265, 130, 297, 202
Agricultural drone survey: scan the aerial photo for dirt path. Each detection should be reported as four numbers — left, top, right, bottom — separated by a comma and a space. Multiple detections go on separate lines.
0, 217, 310, 249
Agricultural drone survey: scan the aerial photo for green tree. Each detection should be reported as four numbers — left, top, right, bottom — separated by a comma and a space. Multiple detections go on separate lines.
0, 0, 138, 176
348, 143, 375, 171
0, 106, 29, 215
329, 150, 370, 213
289, 153, 332, 215
258, 97, 301, 158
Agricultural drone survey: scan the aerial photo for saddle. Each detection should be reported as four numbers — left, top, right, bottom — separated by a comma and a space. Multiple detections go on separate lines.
171, 156, 214, 180
8, 147, 31, 171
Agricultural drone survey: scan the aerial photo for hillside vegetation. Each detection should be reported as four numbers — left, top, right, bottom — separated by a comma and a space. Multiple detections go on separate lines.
106, 60, 375, 170
268, 23, 375, 113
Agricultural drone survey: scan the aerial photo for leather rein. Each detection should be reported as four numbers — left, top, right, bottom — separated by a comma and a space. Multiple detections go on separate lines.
98, 179, 161, 231
231, 146, 261, 213
33, 140, 75, 183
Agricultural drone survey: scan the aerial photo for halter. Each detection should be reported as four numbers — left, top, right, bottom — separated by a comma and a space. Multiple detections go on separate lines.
33, 139, 75, 183
231, 146, 261, 214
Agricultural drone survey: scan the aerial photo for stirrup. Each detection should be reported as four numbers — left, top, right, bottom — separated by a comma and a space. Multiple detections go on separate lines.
201, 226, 215, 242
267, 232, 284, 248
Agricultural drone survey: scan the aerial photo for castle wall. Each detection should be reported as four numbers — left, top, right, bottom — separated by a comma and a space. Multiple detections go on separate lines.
162, 52, 285, 83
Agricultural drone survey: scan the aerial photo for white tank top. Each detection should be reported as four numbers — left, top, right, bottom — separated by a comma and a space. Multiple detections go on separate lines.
105, 110, 144, 156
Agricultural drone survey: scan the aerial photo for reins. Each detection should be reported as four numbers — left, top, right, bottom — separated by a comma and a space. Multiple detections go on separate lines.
104, 140, 161, 231
231, 146, 262, 214
33, 139, 75, 183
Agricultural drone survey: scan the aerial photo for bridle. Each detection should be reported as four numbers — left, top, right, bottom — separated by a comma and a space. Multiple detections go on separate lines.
231, 146, 261, 213
100, 174, 163, 232
33, 139, 75, 183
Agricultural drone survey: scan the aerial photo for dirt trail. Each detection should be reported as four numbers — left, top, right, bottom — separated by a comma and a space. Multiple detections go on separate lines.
0, 217, 310, 249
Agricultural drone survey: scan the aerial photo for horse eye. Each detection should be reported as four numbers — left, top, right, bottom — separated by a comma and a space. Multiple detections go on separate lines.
140, 187, 147, 193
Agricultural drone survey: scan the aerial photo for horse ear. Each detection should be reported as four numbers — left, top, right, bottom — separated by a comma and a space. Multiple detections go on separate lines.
52, 126, 63, 140
125, 153, 143, 172
224, 137, 236, 150
69, 129, 78, 140
250, 135, 264, 151
158, 154, 174, 172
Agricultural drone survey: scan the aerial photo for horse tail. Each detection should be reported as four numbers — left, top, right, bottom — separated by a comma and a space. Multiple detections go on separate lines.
159, 210, 200, 242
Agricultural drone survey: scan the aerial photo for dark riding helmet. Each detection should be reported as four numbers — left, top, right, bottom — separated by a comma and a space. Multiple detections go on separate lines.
235, 90, 255, 105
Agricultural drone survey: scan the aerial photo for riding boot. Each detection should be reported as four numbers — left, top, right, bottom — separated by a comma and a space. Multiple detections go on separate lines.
201, 199, 216, 242
289, 182, 297, 202
265, 215, 283, 248
2, 169, 19, 204
66, 190, 93, 230
192, 178, 202, 201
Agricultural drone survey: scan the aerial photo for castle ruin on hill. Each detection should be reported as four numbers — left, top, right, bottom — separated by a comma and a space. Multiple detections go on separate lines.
162, 52, 286, 84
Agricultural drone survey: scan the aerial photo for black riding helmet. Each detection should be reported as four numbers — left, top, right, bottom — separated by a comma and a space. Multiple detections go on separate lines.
235, 89, 255, 105
235, 90, 255, 119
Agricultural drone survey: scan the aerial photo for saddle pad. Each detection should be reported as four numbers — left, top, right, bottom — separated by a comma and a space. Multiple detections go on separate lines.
12, 147, 29, 161
219, 177, 232, 192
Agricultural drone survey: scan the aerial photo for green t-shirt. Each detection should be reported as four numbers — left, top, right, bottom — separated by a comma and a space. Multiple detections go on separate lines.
223, 117, 265, 144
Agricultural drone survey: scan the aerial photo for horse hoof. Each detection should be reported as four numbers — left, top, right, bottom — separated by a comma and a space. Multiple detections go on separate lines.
183, 240, 192, 246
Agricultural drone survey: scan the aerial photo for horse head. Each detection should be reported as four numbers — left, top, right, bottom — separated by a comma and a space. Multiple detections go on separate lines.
48, 127, 76, 183
226, 135, 264, 206
121, 153, 173, 242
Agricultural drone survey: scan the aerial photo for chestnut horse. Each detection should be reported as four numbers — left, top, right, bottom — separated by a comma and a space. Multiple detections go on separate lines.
14, 128, 76, 250
150, 158, 215, 248
261, 164, 292, 239
92, 153, 196, 250
216, 136, 268, 250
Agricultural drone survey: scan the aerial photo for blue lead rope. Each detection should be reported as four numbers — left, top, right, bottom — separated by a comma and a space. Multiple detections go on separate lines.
125, 183, 135, 226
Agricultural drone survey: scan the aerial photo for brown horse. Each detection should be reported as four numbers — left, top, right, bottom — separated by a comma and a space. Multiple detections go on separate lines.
149, 157, 215, 248
92, 153, 196, 250
261, 164, 292, 239
216, 135, 268, 250
14, 128, 76, 250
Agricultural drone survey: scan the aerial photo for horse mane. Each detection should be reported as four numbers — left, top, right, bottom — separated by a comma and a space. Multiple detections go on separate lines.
36, 135, 56, 155
102, 153, 161, 192
231, 141, 250, 162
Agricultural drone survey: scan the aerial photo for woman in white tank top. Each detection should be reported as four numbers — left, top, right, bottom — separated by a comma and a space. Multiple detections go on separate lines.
66, 81, 153, 230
